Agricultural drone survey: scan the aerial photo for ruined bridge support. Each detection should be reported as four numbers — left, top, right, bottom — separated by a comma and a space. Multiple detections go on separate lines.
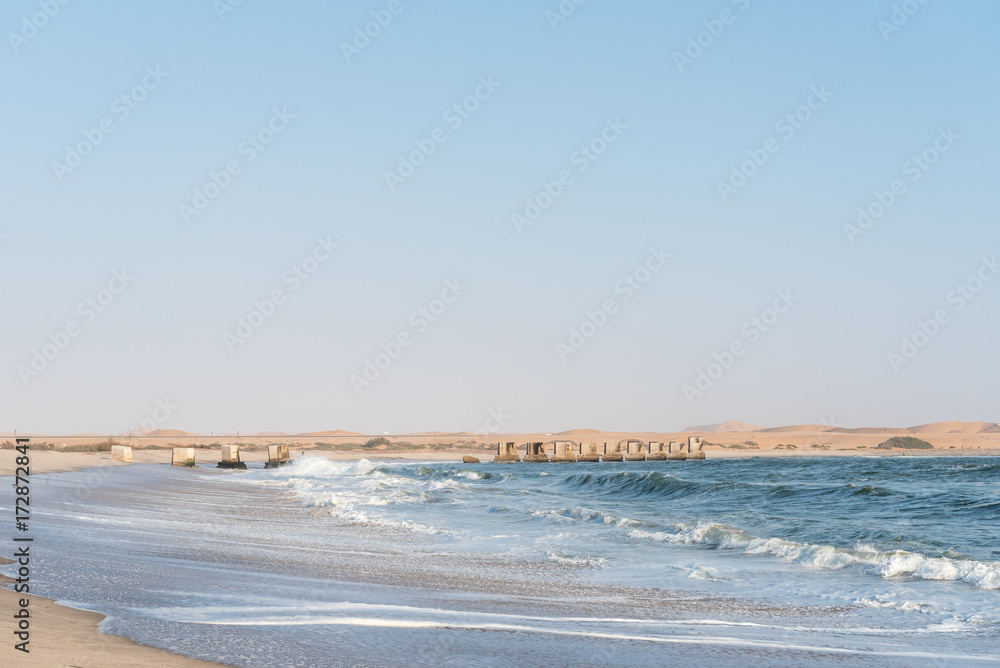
578, 442, 600, 462
646, 441, 666, 461
523, 442, 549, 463
172, 447, 196, 466
667, 441, 686, 461
218, 445, 247, 469
111, 445, 133, 463
687, 436, 706, 459
624, 440, 646, 461
602, 441, 623, 462
551, 441, 575, 462
494, 441, 520, 462
265, 444, 291, 468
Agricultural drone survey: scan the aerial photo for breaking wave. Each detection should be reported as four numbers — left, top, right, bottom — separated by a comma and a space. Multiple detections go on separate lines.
630, 523, 1000, 590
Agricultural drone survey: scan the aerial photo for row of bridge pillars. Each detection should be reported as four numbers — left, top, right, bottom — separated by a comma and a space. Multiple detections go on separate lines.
494, 437, 705, 463
125, 444, 293, 468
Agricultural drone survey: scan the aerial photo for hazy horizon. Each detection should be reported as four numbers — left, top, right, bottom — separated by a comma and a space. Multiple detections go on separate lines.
4, 1, 998, 435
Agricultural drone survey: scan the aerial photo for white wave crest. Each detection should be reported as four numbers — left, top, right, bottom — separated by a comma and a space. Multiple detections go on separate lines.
630, 523, 1000, 590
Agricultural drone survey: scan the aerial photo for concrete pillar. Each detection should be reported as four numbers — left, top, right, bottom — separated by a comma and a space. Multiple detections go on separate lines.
667, 441, 687, 461
688, 436, 706, 459
494, 441, 520, 462
625, 440, 646, 461
578, 442, 600, 462
111, 445, 133, 463
647, 441, 666, 461
218, 445, 247, 469
172, 447, 196, 466
551, 441, 575, 462
603, 441, 623, 462
524, 441, 549, 462
265, 444, 291, 468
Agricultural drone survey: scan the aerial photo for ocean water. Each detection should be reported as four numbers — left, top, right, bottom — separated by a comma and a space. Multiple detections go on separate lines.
7, 455, 1000, 666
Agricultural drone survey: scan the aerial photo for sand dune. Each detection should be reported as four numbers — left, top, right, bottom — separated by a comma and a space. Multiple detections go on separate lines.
760, 424, 837, 433
908, 421, 964, 434
143, 429, 203, 438
829, 427, 912, 435
685, 421, 762, 433
962, 422, 1000, 433
556, 428, 603, 436
297, 430, 367, 437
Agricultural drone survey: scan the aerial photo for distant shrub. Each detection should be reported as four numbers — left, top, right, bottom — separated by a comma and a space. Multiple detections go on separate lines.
876, 436, 933, 450
60, 438, 116, 452
364, 437, 391, 448
313, 442, 359, 451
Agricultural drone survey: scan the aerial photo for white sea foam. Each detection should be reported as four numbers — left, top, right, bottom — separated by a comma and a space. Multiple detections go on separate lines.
135, 601, 999, 661
630, 523, 1000, 590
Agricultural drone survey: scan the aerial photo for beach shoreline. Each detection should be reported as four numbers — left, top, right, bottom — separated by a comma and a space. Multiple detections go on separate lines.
4, 454, 997, 666
0, 566, 226, 667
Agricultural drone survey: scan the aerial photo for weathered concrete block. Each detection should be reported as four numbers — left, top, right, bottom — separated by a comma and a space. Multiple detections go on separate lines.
646, 441, 666, 461
265, 444, 291, 468
172, 447, 196, 467
551, 441, 575, 462
494, 441, 520, 462
667, 441, 687, 461
217, 445, 247, 469
602, 441, 623, 462
578, 442, 600, 462
687, 436, 706, 459
624, 439, 646, 461
111, 445, 133, 463
523, 441, 549, 463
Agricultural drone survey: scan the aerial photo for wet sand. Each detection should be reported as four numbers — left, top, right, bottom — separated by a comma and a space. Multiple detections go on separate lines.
0, 567, 224, 667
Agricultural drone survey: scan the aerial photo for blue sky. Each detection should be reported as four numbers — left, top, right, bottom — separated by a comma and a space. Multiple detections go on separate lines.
2, 1, 998, 435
